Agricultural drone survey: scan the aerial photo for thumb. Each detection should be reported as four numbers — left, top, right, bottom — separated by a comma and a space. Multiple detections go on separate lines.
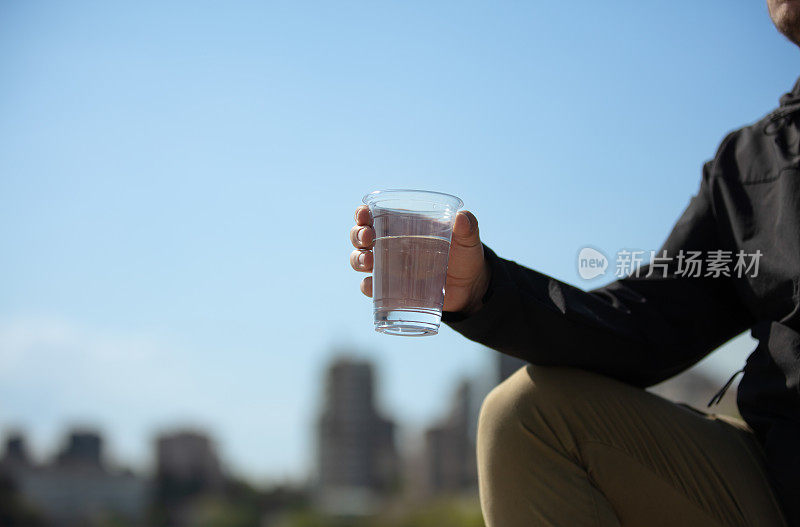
452, 210, 481, 248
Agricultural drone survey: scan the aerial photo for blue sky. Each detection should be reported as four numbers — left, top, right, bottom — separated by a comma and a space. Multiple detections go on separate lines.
2, 1, 799, 482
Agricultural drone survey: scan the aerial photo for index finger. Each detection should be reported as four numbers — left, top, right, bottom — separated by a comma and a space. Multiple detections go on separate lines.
354, 205, 373, 226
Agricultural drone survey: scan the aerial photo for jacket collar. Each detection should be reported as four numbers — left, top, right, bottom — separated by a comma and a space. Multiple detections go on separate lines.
779, 76, 800, 106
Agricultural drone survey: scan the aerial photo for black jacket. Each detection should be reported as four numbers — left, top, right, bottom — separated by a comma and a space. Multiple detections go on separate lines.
444, 78, 800, 525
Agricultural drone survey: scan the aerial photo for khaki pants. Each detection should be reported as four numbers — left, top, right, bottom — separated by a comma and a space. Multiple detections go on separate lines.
477, 366, 787, 527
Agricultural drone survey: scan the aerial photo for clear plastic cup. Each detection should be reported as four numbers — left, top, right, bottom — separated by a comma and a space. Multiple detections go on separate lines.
362, 189, 463, 336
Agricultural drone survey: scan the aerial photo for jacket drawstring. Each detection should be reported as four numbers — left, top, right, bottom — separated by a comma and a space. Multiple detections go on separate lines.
707, 368, 744, 408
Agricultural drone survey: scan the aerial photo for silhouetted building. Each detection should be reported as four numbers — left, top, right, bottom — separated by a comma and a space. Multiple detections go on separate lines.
1, 432, 32, 471
152, 429, 224, 526
1, 429, 146, 526
422, 379, 477, 495
156, 430, 223, 490
154, 430, 223, 505
316, 356, 398, 515
0, 471, 45, 526
55, 430, 103, 469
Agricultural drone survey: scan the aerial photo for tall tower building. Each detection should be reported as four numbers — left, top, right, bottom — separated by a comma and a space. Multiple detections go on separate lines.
316, 356, 398, 514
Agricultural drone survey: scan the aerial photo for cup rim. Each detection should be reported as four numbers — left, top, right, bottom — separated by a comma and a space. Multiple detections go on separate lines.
362, 189, 463, 209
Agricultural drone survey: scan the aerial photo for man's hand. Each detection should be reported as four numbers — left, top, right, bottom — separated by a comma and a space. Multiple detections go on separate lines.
349, 206, 490, 315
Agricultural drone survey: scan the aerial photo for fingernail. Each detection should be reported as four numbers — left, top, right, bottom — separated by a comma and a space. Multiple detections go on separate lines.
463, 211, 475, 231
357, 228, 364, 243
358, 252, 366, 266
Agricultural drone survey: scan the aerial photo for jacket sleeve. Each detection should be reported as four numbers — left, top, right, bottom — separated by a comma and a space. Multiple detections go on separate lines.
442, 162, 754, 388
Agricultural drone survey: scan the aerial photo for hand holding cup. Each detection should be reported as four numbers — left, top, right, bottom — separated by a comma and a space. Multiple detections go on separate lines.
350, 190, 490, 335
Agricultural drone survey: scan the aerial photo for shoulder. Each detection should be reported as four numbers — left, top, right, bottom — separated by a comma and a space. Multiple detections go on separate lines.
708, 110, 793, 185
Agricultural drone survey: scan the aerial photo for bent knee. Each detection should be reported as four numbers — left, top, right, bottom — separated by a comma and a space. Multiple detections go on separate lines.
480, 365, 535, 425
477, 364, 598, 443
480, 364, 580, 414
478, 365, 544, 440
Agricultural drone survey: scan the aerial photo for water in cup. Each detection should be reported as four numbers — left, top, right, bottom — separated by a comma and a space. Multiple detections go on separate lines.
363, 190, 463, 336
